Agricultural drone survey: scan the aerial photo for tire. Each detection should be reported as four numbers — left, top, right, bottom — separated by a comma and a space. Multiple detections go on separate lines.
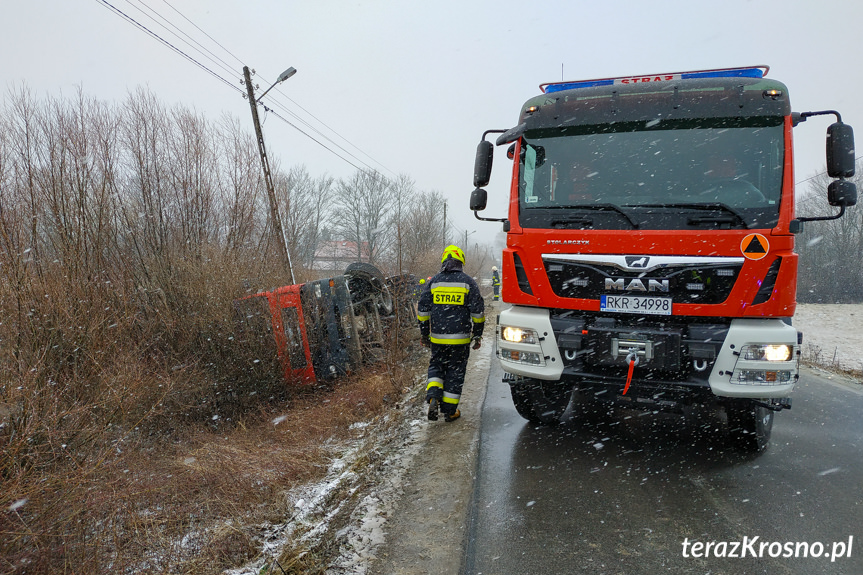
726, 401, 774, 453
344, 262, 393, 315
375, 285, 394, 316
509, 377, 572, 426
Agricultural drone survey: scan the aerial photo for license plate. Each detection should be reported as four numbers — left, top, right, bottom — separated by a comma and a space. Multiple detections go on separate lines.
600, 295, 672, 315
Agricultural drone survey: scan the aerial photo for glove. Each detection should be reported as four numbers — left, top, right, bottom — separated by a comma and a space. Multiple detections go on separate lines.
421, 334, 431, 348
471, 336, 482, 350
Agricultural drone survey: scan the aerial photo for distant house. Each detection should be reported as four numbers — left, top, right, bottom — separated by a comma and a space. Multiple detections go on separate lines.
312, 240, 373, 275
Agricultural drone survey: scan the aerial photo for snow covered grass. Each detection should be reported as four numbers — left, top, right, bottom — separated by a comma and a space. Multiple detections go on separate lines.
795, 304, 863, 377
223, 398, 429, 575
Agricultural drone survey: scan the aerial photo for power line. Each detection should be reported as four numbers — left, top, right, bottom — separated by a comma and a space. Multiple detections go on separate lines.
259, 97, 382, 174
264, 107, 365, 172
97, 0, 399, 179
157, 0, 245, 69
95, 0, 242, 96
244, 71, 397, 178
126, 0, 239, 80
267, 89, 398, 178
795, 155, 863, 187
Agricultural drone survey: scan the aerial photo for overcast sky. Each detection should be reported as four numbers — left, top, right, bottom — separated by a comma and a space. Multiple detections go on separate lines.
2, 0, 861, 243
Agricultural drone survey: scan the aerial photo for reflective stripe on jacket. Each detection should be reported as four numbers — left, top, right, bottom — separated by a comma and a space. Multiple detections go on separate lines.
418, 266, 484, 345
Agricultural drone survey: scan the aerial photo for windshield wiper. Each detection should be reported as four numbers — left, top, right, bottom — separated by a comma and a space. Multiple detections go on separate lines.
563, 203, 640, 229
636, 202, 749, 229
550, 215, 593, 228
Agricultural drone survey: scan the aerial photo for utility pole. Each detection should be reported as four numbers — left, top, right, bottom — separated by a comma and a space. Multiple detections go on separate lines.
243, 65, 296, 284
442, 200, 447, 249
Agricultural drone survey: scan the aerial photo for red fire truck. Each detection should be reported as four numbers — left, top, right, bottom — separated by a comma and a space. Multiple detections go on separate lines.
470, 66, 857, 451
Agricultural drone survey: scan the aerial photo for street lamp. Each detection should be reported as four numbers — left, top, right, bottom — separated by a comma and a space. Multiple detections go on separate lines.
256, 67, 297, 103
243, 65, 297, 283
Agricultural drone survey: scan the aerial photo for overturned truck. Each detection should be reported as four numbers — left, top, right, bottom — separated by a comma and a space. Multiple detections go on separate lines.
234, 263, 417, 384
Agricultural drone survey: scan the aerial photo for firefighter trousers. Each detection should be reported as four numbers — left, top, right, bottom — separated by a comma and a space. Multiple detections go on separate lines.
425, 343, 470, 416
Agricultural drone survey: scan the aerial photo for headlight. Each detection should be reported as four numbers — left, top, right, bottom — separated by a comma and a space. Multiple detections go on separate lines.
500, 326, 538, 344
741, 344, 793, 362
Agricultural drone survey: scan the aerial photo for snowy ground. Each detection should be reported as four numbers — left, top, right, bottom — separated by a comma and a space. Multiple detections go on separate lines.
794, 303, 863, 374
222, 388, 432, 575
222, 304, 861, 574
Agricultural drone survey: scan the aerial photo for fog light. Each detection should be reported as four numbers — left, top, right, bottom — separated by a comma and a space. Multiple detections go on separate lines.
499, 348, 542, 365
735, 370, 792, 385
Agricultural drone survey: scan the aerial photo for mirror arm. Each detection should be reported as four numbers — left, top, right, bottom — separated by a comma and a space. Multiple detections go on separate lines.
797, 110, 842, 123
795, 204, 846, 223
473, 210, 508, 223
483, 128, 508, 140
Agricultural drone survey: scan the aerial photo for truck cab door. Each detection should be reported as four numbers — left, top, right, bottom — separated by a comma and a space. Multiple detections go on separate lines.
300, 278, 354, 380
274, 289, 317, 384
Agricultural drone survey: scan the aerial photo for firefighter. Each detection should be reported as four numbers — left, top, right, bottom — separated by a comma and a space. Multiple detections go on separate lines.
414, 277, 426, 301
417, 245, 485, 422
491, 265, 501, 301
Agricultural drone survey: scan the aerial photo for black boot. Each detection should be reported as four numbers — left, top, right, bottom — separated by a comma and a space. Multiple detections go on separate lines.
427, 397, 439, 421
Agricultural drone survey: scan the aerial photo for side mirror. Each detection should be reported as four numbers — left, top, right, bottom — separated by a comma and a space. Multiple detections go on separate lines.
474, 140, 494, 188
470, 187, 488, 211
826, 122, 855, 178
828, 179, 857, 207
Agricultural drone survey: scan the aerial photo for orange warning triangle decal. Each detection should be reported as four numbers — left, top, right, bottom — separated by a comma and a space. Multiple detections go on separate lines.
744, 236, 766, 254
740, 233, 769, 260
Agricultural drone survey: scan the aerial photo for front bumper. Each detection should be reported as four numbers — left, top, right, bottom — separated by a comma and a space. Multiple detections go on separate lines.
496, 306, 798, 399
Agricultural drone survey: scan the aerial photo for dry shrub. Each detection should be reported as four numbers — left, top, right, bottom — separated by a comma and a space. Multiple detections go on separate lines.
0, 86, 425, 574
0, 255, 288, 574
0, 248, 425, 572
1, 328, 423, 575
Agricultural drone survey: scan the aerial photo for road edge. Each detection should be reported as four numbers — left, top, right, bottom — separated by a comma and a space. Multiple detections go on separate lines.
369, 339, 493, 574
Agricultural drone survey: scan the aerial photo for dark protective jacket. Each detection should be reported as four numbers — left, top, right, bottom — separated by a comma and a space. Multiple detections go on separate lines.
492, 270, 500, 286
417, 259, 485, 345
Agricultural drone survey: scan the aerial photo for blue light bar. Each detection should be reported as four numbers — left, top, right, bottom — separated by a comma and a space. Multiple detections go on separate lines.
540, 66, 769, 94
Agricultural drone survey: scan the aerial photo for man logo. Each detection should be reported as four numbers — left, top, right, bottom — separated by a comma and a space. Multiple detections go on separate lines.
605, 278, 670, 292
626, 256, 649, 268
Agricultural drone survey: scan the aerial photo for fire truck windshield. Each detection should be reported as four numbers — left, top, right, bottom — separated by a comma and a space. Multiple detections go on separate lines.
518, 116, 785, 230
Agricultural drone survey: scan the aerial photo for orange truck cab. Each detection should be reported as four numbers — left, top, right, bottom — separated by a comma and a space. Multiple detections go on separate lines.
470, 66, 857, 451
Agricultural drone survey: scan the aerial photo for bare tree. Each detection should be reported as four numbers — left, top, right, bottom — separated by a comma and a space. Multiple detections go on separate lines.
4, 84, 44, 278
796, 162, 863, 303
215, 114, 265, 257
332, 169, 392, 265
119, 87, 173, 287
276, 164, 334, 272
165, 105, 218, 260
401, 189, 447, 277
379, 173, 415, 274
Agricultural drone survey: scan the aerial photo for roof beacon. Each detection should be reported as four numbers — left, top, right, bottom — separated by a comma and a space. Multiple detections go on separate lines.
540, 65, 770, 94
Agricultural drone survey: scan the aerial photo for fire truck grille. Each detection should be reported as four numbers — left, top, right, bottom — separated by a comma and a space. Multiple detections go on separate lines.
544, 258, 742, 305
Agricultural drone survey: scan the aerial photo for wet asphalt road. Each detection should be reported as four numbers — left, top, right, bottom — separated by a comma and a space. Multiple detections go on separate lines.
463, 356, 863, 575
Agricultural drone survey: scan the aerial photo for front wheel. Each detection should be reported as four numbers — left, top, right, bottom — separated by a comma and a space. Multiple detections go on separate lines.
345, 262, 393, 315
509, 377, 572, 426
726, 401, 774, 453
